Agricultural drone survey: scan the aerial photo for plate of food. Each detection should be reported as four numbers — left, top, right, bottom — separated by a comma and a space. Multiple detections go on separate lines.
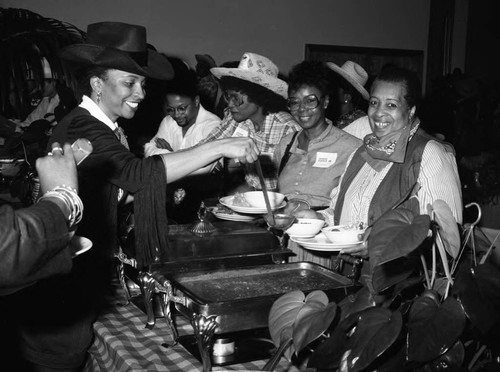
290, 233, 363, 252
208, 205, 257, 222
219, 192, 286, 214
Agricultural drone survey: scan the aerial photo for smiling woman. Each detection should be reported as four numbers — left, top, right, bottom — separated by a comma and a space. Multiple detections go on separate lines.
12, 21, 261, 372
298, 66, 463, 260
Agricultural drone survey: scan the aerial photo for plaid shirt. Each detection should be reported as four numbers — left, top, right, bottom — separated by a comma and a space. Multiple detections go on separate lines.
200, 110, 300, 190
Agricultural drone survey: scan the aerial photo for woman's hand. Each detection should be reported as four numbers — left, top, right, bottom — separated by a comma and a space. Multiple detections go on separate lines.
216, 137, 259, 164
37, 142, 78, 193
339, 242, 369, 258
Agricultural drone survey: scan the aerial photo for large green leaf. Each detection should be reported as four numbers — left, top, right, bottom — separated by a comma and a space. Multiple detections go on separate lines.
452, 263, 500, 334
268, 290, 334, 360
293, 300, 337, 354
307, 309, 359, 370
429, 200, 460, 258
425, 340, 465, 371
369, 209, 430, 268
407, 295, 466, 362
268, 290, 305, 347
371, 255, 421, 294
338, 287, 376, 321
344, 307, 402, 372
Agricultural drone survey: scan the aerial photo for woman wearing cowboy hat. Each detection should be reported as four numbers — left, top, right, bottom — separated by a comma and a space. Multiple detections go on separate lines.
199, 52, 300, 192
11, 22, 259, 371
327, 60, 370, 129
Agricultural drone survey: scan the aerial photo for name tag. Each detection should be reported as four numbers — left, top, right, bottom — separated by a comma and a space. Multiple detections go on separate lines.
313, 152, 337, 168
232, 127, 249, 137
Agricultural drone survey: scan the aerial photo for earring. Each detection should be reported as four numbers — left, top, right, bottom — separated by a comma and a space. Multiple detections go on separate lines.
344, 99, 348, 104
96, 91, 102, 104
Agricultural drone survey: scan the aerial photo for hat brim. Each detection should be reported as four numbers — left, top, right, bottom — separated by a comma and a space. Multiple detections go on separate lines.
210, 67, 288, 99
61, 44, 174, 80
327, 62, 369, 100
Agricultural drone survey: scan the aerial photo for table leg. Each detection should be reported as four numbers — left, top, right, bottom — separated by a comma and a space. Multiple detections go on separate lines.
191, 313, 218, 372
138, 271, 156, 329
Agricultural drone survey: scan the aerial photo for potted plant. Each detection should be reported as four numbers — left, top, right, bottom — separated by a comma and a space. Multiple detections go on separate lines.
266, 201, 500, 371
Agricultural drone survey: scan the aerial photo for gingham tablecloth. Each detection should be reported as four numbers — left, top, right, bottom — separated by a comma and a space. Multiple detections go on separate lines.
83, 295, 290, 372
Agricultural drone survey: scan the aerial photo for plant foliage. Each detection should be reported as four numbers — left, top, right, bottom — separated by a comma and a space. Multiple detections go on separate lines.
267, 201, 500, 371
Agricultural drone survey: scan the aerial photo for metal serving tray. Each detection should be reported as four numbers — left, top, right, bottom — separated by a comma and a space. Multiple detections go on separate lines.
150, 221, 292, 273
169, 262, 357, 333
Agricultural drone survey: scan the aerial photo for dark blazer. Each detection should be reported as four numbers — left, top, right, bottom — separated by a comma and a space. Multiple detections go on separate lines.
0, 200, 72, 295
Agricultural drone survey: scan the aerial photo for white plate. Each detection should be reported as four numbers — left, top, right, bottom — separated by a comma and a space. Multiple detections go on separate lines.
219, 196, 287, 214
287, 233, 318, 239
208, 207, 257, 222
290, 233, 363, 252
70, 235, 93, 257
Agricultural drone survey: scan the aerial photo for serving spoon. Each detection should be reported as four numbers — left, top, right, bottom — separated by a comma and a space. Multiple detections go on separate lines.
254, 159, 296, 231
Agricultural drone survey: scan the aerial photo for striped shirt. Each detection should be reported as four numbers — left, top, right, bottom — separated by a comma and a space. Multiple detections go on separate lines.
200, 109, 300, 189
320, 139, 463, 225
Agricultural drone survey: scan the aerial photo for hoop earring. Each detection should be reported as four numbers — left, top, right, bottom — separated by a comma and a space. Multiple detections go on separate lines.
96, 91, 102, 104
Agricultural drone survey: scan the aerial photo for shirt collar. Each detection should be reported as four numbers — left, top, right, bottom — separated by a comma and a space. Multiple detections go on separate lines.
79, 95, 118, 131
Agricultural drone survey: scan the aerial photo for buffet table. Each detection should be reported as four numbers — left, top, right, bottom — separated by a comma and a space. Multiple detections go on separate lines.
83, 290, 291, 372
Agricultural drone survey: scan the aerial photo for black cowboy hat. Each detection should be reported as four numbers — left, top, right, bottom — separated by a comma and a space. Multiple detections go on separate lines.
61, 22, 174, 80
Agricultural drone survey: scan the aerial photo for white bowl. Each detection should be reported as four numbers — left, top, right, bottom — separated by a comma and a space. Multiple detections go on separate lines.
285, 218, 325, 237
243, 191, 285, 209
322, 225, 366, 244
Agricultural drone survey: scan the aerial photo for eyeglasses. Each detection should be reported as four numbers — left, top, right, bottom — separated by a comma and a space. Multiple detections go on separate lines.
223, 91, 245, 107
165, 103, 191, 116
287, 94, 322, 111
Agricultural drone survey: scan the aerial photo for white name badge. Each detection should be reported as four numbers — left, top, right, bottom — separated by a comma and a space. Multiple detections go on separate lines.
232, 127, 249, 137
313, 152, 337, 168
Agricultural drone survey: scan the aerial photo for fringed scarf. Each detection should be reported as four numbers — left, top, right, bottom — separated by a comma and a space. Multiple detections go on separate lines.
133, 156, 169, 267
360, 117, 421, 172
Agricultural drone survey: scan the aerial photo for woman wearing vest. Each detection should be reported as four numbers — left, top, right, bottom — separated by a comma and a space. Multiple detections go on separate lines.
298, 66, 463, 260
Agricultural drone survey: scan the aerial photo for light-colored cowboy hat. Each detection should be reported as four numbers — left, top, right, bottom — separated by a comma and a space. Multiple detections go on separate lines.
210, 52, 288, 98
60, 22, 173, 80
327, 60, 369, 100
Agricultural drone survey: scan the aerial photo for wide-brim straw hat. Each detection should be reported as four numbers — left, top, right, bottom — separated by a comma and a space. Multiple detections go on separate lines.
327, 60, 369, 100
210, 52, 288, 98
61, 22, 173, 80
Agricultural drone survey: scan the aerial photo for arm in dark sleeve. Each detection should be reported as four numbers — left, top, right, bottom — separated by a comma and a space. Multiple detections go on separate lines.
0, 201, 73, 294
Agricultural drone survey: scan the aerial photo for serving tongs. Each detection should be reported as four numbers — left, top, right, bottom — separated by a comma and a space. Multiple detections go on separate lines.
254, 159, 296, 231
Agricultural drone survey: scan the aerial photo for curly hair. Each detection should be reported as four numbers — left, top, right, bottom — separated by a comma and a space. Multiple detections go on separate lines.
220, 76, 286, 115
287, 61, 333, 97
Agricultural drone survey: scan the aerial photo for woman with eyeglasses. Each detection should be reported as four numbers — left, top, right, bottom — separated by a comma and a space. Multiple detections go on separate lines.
199, 52, 300, 192
297, 66, 462, 260
275, 61, 362, 208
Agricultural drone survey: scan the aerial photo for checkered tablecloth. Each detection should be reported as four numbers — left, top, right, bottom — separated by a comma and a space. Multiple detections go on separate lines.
83, 294, 290, 372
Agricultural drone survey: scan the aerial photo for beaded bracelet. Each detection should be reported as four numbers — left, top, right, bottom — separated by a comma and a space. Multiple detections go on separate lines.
38, 185, 83, 229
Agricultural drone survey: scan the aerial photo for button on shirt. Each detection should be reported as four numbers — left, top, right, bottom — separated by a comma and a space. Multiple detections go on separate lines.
275, 124, 362, 207
200, 110, 300, 190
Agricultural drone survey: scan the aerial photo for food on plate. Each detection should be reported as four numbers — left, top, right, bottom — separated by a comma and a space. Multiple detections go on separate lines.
232, 192, 252, 207
213, 204, 236, 215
